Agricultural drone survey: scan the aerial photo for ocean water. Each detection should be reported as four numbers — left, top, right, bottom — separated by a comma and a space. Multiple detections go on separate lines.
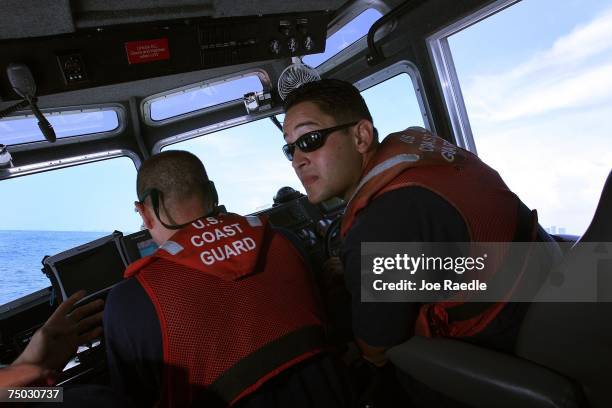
0, 230, 109, 306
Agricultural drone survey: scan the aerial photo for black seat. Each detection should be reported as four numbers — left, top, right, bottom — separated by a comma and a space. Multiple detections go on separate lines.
515, 169, 612, 407
387, 169, 612, 408
578, 169, 612, 243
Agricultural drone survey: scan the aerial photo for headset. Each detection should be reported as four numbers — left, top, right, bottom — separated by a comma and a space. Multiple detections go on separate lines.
138, 180, 219, 230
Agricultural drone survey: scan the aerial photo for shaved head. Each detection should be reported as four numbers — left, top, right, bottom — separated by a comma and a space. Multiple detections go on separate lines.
137, 150, 210, 214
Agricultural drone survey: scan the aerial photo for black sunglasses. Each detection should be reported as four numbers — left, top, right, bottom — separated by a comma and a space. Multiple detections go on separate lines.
282, 122, 357, 161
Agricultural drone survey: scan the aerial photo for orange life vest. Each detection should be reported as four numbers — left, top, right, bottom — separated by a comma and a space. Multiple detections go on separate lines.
125, 213, 325, 406
341, 128, 537, 338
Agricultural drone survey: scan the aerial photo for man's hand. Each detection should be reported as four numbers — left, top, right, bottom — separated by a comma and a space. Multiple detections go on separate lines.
13, 291, 104, 371
0, 363, 56, 387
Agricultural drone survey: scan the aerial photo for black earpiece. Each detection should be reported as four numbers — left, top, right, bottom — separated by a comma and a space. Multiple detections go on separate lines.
139, 180, 220, 230
205, 180, 219, 209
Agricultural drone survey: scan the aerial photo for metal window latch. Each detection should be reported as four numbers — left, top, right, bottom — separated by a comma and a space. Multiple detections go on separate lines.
0, 144, 13, 168
243, 91, 273, 114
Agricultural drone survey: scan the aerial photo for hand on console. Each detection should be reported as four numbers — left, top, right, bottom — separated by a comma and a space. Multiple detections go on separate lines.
7, 290, 104, 384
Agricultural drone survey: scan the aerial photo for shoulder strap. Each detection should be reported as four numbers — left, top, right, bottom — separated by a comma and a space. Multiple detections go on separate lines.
444, 202, 537, 323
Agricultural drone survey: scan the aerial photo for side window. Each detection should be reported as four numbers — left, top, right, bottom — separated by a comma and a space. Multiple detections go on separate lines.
0, 157, 140, 305
360, 73, 426, 140
146, 74, 264, 122
435, 0, 612, 235
161, 118, 302, 214
0, 108, 120, 145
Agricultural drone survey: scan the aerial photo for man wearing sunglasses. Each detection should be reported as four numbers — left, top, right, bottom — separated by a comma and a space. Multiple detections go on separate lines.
282, 79, 554, 405
103, 151, 353, 407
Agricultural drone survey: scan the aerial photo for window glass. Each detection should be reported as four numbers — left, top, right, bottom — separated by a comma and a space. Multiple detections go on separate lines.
162, 118, 303, 214
447, 0, 612, 235
150, 75, 263, 121
361, 73, 425, 139
0, 109, 119, 146
303, 8, 382, 68
0, 157, 140, 305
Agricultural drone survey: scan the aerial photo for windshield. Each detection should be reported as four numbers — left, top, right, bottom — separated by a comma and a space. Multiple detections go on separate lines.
162, 118, 304, 214
0, 157, 139, 305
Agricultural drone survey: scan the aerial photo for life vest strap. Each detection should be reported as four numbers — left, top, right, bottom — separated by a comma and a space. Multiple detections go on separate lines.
209, 324, 326, 404
445, 202, 537, 324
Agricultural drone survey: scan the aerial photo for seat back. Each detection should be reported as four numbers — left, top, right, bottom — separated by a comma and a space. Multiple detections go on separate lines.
516, 170, 612, 408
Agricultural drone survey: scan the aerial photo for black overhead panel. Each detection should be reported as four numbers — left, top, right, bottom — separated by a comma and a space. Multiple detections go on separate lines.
0, 11, 329, 102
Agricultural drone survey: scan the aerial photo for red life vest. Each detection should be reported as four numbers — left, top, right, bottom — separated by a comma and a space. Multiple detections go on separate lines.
341, 128, 537, 338
125, 213, 326, 407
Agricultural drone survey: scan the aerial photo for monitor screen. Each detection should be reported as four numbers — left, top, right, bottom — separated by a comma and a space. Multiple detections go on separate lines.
121, 230, 158, 264
137, 239, 158, 258
50, 238, 126, 299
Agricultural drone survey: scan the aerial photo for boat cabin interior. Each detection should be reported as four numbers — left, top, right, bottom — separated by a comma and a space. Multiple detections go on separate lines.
0, 0, 610, 407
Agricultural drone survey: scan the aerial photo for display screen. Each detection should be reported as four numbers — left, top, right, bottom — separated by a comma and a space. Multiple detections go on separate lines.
53, 240, 126, 298
136, 238, 157, 258
122, 230, 158, 264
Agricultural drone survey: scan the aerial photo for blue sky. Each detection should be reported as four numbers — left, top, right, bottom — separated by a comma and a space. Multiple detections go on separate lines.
449, 0, 612, 234
0, 158, 141, 232
1, 0, 610, 237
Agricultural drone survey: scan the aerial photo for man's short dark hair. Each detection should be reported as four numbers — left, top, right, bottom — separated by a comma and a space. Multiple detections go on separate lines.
137, 150, 209, 211
283, 79, 377, 141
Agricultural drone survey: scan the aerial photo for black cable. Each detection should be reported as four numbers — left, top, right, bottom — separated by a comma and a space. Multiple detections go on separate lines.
25, 96, 56, 143
270, 115, 283, 133
0, 99, 30, 119
0, 97, 57, 143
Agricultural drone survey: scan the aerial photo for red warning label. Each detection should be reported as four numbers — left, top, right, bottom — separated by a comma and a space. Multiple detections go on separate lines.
125, 38, 170, 65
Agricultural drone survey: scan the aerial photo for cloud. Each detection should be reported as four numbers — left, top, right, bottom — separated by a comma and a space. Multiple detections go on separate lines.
165, 119, 303, 215
462, 6, 612, 122
456, 6, 612, 234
